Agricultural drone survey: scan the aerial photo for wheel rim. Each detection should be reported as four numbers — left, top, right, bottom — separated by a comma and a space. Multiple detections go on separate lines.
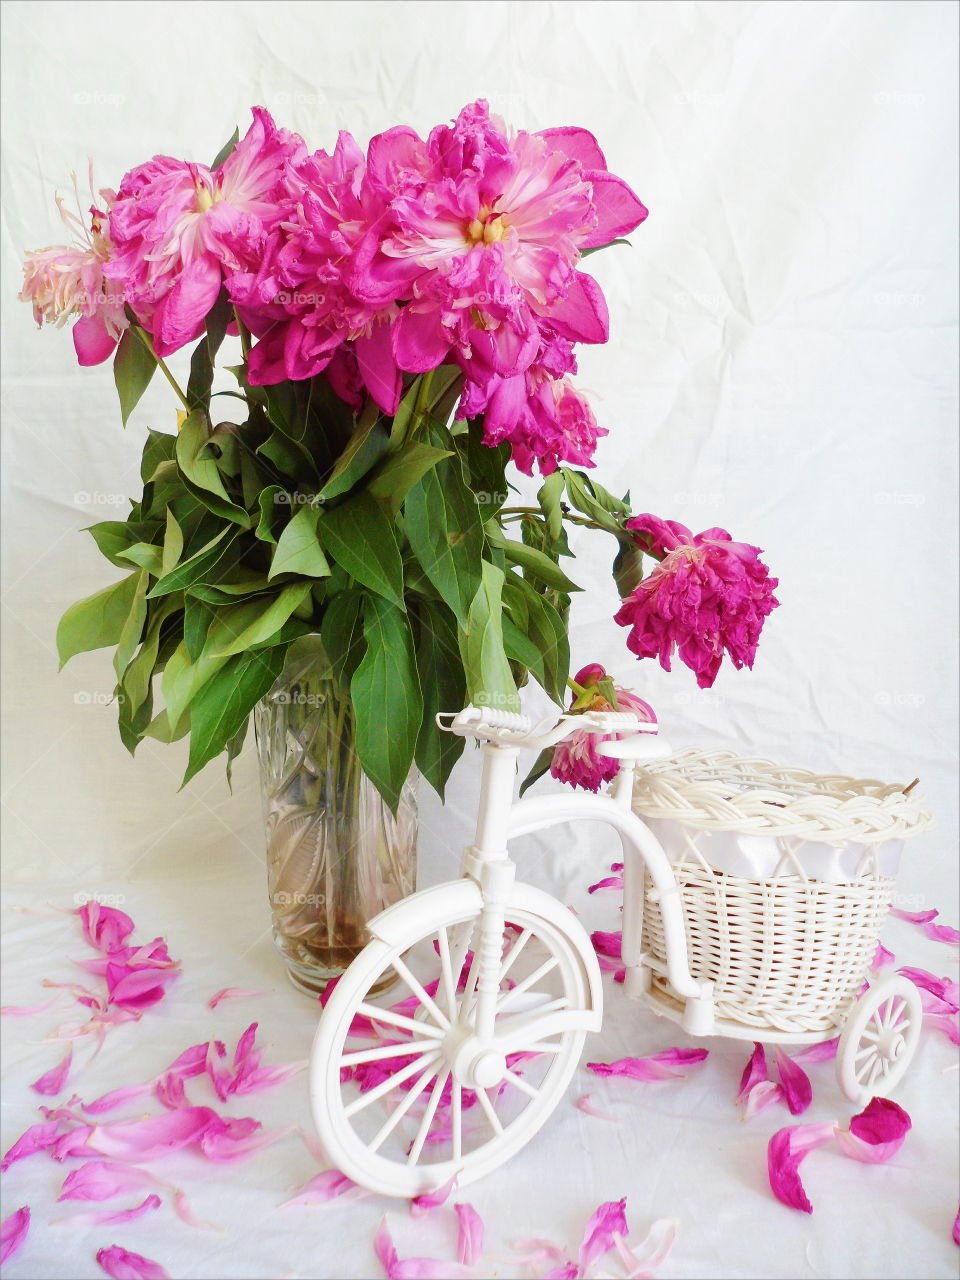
310, 901, 588, 1196
838, 976, 923, 1104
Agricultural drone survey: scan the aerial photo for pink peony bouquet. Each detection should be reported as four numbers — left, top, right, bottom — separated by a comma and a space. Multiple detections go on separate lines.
21, 101, 778, 806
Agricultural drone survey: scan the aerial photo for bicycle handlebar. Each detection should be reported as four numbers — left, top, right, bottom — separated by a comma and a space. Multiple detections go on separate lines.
436, 704, 659, 752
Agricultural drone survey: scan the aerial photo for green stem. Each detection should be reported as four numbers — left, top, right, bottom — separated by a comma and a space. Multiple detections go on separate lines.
499, 506, 612, 534
131, 325, 190, 413
233, 307, 252, 360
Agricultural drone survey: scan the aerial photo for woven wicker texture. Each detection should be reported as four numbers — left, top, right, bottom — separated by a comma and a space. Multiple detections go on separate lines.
633, 750, 931, 1034
633, 748, 932, 846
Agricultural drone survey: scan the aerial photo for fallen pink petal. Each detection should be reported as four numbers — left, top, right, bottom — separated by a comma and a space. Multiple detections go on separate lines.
953, 1206, 960, 1247
0, 1206, 30, 1265
373, 1214, 476, 1279
923, 921, 960, 947
578, 1198, 629, 1274
207, 987, 269, 1009
588, 1048, 709, 1082
2, 995, 61, 1016
736, 1043, 767, 1104
889, 907, 938, 925
740, 1079, 784, 1120
834, 1097, 912, 1164
790, 1038, 840, 1064
96, 1244, 169, 1279
455, 1203, 485, 1266
575, 1093, 617, 1121
76, 902, 135, 953
281, 1168, 367, 1207
31, 1045, 74, 1096
767, 1123, 835, 1213
872, 942, 896, 973
773, 1047, 813, 1115
612, 1217, 678, 1279
59, 1160, 165, 1202
587, 875, 624, 895
590, 931, 623, 959
56, 1192, 163, 1227
2, 1117, 71, 1170
410, 1174, 458, 1216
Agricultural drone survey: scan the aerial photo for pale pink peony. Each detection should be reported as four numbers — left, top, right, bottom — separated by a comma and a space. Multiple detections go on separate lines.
551, 664, 657, 793
19, 173, 127, 365
105, 107, 305, 356
614, 514, 780, 689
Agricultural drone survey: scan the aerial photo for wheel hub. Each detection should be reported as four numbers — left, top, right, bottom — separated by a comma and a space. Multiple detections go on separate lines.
875, 1029, 905, 1061
445, 1026, 507, 1090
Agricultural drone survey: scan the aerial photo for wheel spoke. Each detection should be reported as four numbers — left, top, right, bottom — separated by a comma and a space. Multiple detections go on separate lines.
502, 1068, 540, 1100
451, 1079, 462, 1161
498, 928, 533, 984
407, 1069, 450, 1166
392, 955, 451, 1030
497, 957, 559, 1012
459, 947, 483, 1020
357, 1002, 445, 1039
856, 1051, 878, 1082
885, 997, 906, 1029
436, 928, 457, 1020
859, 1026, 880, 1044
341, 1039, 444, 1068
475, 1086, 504, 1136
344, 1050, 440, 1118
368, 1062, 441, 1154
865, 1056, 885, 1088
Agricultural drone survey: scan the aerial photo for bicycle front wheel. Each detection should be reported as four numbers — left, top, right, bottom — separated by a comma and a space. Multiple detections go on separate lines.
309, 879, 595, 1197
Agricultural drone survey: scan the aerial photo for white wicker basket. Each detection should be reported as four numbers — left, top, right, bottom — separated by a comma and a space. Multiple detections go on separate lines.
632, 748, 933, 1034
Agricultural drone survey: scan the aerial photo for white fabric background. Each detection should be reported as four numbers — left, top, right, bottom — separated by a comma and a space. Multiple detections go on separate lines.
1, 3, 957, 1278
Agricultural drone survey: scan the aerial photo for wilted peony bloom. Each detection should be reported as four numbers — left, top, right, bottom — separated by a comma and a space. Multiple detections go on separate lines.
551, 664, 657, 792
614, 515, 779, 689
105, 107, 305, 356
19, 174, 127, 366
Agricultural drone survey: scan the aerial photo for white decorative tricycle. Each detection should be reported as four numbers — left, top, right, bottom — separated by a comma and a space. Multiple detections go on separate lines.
309, 707, 932, 1197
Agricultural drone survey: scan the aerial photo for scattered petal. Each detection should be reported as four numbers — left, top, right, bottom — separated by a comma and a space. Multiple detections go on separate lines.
96, 1244, 169, 1279
579, 1198, 629, 1274
889, 907, 938, 925
767, 1124, 835, 1213
410, 1175, 458, 1216
587, 876, 624, 895
735, 1043, 767, 1105
82, 1085, 155, 1116
31, 1045, 74, 1096
740, 1080, 784, 1121
2, 1118, 69, 1170
373, 1214, 476, 1278
207, 988, 269, 1009
575, 1093, 617, 1122
172, 1188, 219, 1231
59, 1161, 165, 1202
612, 1218, 678, 1279
952, 1206, 959, 1247
872, 942, 896, 973
790, 1038, 840, 1064
281, 1168, 367, 1208
590, 931, 623, 960
455, 1203, 485, 1265
0, 1206, 30, 1264
923, 922, 960, 947
587, 1048, 708, 1082
773, 1048, 812, 1115
2, 995, 61, 1016
56, 1193, 162, 1227
835, 1097, 912, 1164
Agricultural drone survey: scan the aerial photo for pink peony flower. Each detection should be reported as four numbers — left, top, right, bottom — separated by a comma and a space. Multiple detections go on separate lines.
19, 172, 127, 365
105, 107, 305, 356
614, 514, 780, 689
551, 664, 656, 793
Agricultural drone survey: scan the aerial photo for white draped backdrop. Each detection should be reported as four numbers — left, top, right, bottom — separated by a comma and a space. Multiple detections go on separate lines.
1, 3, 957, 1279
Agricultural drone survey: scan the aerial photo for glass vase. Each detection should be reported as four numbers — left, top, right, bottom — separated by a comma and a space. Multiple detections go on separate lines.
254, 641, 417, 996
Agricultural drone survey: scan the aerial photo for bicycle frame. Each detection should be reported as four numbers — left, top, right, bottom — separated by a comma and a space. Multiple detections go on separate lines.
456, 735, 716, 1044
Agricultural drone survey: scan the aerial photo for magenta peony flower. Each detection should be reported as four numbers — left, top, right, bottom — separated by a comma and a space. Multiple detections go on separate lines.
104, 107, 305, 356
551, 665, 657, 793
614, 514, 780, 689
19, 175, 127, 365
229, 130, 402, 409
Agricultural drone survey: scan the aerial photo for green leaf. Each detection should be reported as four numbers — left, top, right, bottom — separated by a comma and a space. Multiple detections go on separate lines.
113, 328, 158, 426
316, 491, 404, 609
503, 615, 545, 679
519, 746, 556, 796
113, 570, 149, 680
161, 509, 184, 577
351, 595, 423, 812
161, 641, 230, 735
142, 708, 190, 744
504, 573, 570, 706
612, 537, 645, 599
269, 505, 331, 580
256, 487, 286, 542
121, 594, 181, 717
205, 582, 312, 658
85, 520, 161, 569
183, 645, 288, 785
147, 526, 235, 598
319, 420, 390, 501
320, 589, 365, 687
367, 443, 452, 517
186, 291, 232, 411
488, 531, 581, 594
413, 600, 466, 797
210, 125, 240, 170
184, 596, 215, 660
455, 418, 511, 520
176, 410, 248, 525
225, 718, 248, 790
580, 237, 632, 258
458, 561, 520, 713
563, 469, 628, 531
140, 429, 178, 484
403, 430, 484, 627
538, 470, 565, 543
57, 572, 143, 669
115, 542, 164, 575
